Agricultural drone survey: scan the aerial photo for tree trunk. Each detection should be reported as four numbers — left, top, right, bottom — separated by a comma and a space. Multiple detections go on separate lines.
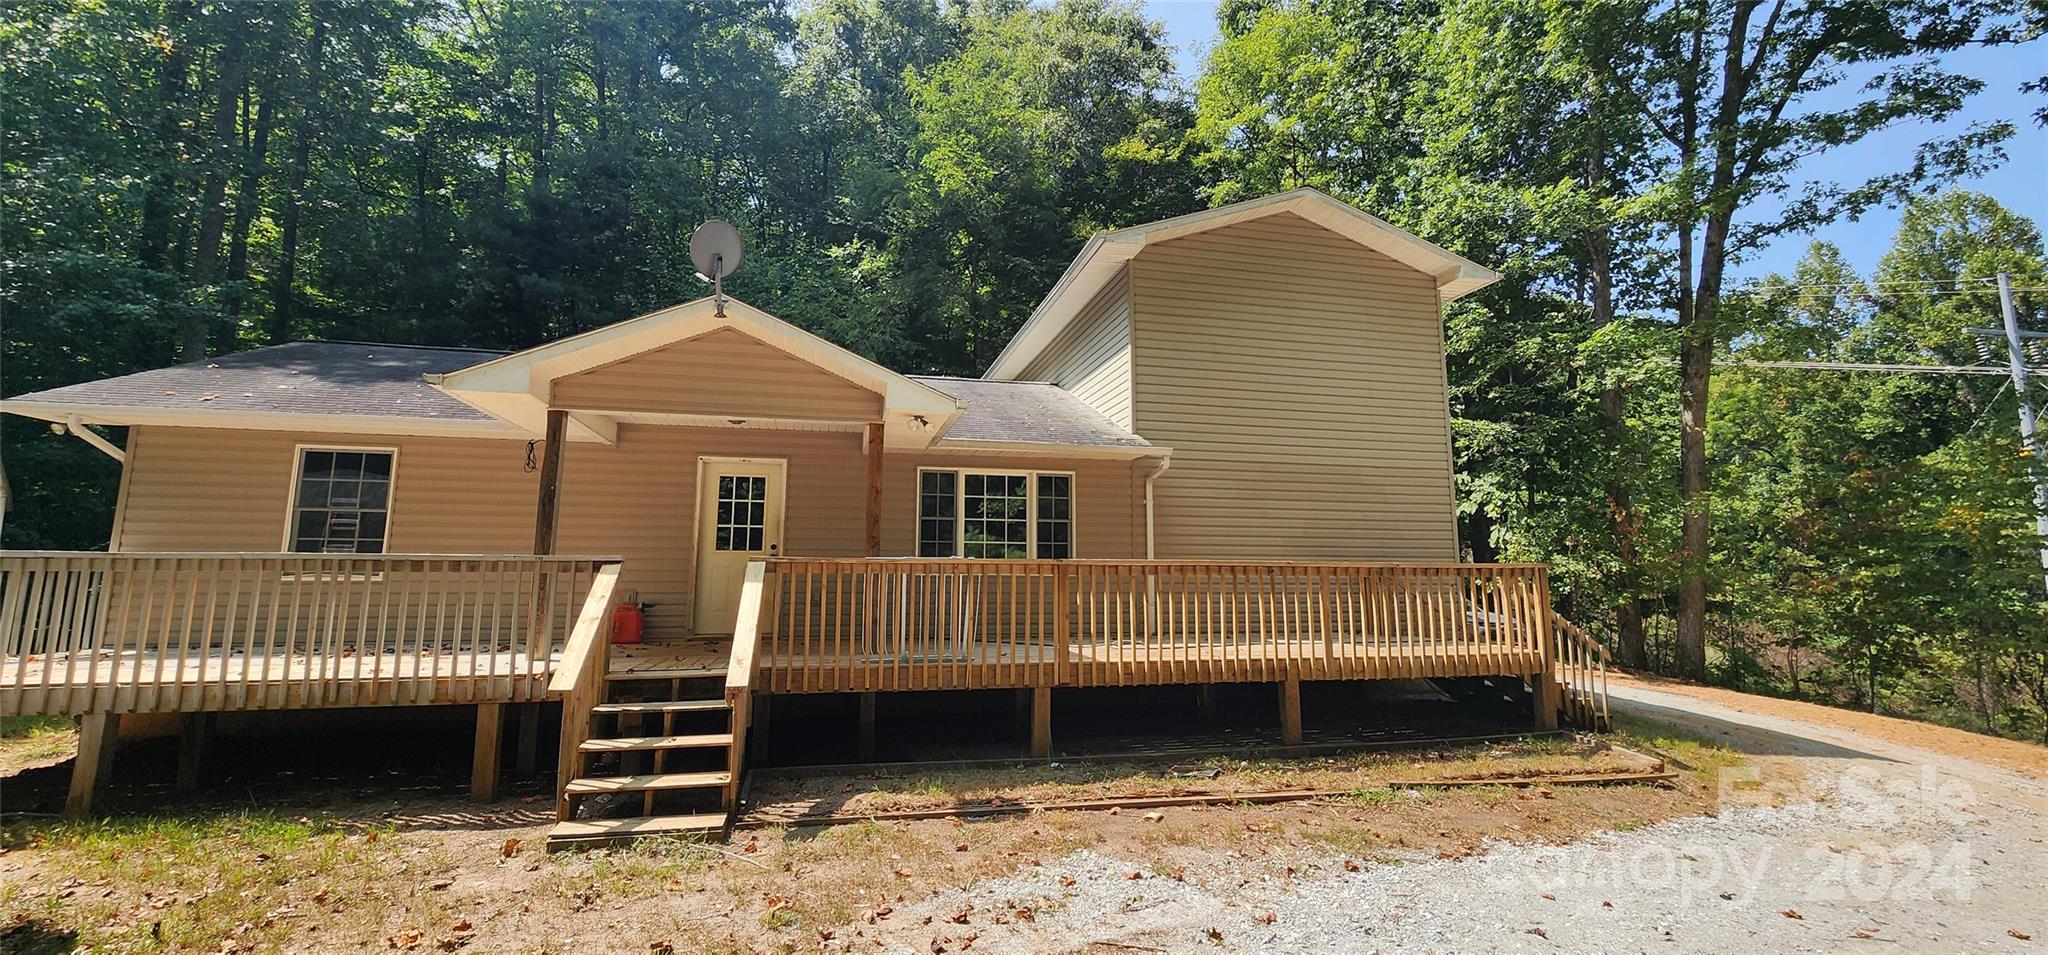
184, 17, 251, 361
225, 65, 279, 325
270, 15, 327, 345
1674, 3, 1758, 683
138, 0, 197, 277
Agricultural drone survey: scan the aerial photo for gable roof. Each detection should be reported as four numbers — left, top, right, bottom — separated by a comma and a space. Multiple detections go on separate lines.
983, 187, 1501, 380
0, 341, 526, 438
910, 377, 1151, 451
428, 295, 966, 448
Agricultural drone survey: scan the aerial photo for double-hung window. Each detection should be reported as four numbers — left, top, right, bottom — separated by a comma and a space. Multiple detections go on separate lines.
289, 448, 395, 553
916, 469, 1073, 558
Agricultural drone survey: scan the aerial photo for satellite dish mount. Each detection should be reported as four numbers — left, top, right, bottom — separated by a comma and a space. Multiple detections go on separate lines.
689, 219, 745, 318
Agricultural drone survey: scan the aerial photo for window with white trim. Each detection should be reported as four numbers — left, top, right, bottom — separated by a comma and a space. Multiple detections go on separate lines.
290, 449, 394, 553
916, 469, 1073, 558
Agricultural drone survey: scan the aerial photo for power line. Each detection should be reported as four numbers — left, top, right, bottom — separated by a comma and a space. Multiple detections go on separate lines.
1718, 358, 2048, 376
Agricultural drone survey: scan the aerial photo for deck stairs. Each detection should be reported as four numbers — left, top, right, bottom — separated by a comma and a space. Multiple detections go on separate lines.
546, 667, 739, 848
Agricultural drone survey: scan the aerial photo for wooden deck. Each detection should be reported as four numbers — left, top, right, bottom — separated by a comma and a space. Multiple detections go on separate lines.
2, 552, 1607, 824
0, 553, 619, 717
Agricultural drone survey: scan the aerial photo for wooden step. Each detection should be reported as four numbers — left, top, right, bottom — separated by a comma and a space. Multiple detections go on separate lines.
591, 700, 729, 715
579, 733, 733, 753
606, 666, 727, 681
547, 813, 729, 847
564, 771, 732, 795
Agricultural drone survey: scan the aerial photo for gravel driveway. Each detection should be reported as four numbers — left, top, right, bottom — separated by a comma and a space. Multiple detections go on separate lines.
862, 685, 2048, 953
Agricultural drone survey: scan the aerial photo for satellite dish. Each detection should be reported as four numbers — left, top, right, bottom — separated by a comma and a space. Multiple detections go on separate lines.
690, 219, 744, 317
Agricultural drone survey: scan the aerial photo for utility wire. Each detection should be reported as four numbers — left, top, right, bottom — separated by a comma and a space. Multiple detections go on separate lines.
1718, 359, 2048, 376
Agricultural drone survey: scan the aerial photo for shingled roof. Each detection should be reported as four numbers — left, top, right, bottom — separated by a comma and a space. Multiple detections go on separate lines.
910, 377, 1150, 450
5, 341, 504, 422
3, 340, 1157, 453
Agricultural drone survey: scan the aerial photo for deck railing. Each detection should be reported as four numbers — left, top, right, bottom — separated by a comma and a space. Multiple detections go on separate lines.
546, 561, 623, 817
749, 559, 1557, 694
0, 552, 621, 716
1550, 611, 1610, 730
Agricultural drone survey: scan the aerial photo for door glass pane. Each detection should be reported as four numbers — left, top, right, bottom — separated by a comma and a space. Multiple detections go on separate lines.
714, 474, 768, 552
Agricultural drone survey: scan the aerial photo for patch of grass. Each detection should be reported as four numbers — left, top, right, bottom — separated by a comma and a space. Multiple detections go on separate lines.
2, 812, 426, 953
0, 715, 75, 769
1609, 714, 1746, 783
1329, 786, 1399, 807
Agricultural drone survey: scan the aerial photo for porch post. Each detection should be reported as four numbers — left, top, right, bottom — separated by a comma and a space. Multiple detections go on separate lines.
523, 408, 571, 771
864, 422, 884, 557
533, 408, 568, 556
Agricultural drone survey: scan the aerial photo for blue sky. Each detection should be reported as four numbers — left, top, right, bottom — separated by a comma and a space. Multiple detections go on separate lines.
1142, 0, 2046, 281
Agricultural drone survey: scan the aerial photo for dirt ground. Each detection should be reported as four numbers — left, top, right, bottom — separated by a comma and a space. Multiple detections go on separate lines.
0, 733, 1722, 954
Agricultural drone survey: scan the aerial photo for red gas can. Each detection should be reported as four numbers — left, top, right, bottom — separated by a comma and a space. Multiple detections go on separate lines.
610, 602, 645, 645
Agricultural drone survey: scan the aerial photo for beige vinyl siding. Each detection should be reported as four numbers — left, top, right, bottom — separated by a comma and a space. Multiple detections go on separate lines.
1017, 267, 1134, 429
551, 327, 884, 421
1129, 212, 1458, 560
113, 424, 1145, 636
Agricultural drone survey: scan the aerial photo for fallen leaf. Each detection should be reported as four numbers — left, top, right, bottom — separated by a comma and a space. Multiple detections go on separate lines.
1540, 893, 1556, 901
1057, 875, 1077, 887
1123, 870, 1143, 880
954, 843, 969, 852
1850, 928, 1879, 939
1526, 927, 1548, 938
895, 867, 914, 878
1205, 928, 1223, 942
1342, 860, 1360, 872
2011, 930, 2032, 941
428, 880, 453, 892
1254, 913, 1277, 925
1719, 892, 1735, 901
500, 839, 521, 859
1782, 909, 1803, 920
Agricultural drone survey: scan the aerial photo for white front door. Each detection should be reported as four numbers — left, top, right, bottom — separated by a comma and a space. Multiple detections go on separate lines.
694, 458, 786, 635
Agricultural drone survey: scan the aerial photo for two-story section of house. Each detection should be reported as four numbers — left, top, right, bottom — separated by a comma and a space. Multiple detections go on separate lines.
988, 188, 1498, 562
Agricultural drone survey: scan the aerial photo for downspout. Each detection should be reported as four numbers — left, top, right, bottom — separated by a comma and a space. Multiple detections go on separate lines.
1142, 454, 1171, 559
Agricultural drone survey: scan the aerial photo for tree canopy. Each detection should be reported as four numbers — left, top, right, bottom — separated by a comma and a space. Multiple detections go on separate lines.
4, 0, 2047, 737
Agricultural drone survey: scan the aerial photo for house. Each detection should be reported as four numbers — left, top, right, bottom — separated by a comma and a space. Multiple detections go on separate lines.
0, 188, 1607, 845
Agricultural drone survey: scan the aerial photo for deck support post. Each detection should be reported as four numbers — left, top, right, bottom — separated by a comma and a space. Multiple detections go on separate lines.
1030, 685, 1052, 758
864, 422, 884, 557
1279, 677, 1303, 745
65, 712, 119, 819
175, 712, 213, 792
857, 692, 877, 762
1531, 674, 1560, 731
515, 703, 541, 775
1196, 685, 1217, 722
472, 702, 504, 802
